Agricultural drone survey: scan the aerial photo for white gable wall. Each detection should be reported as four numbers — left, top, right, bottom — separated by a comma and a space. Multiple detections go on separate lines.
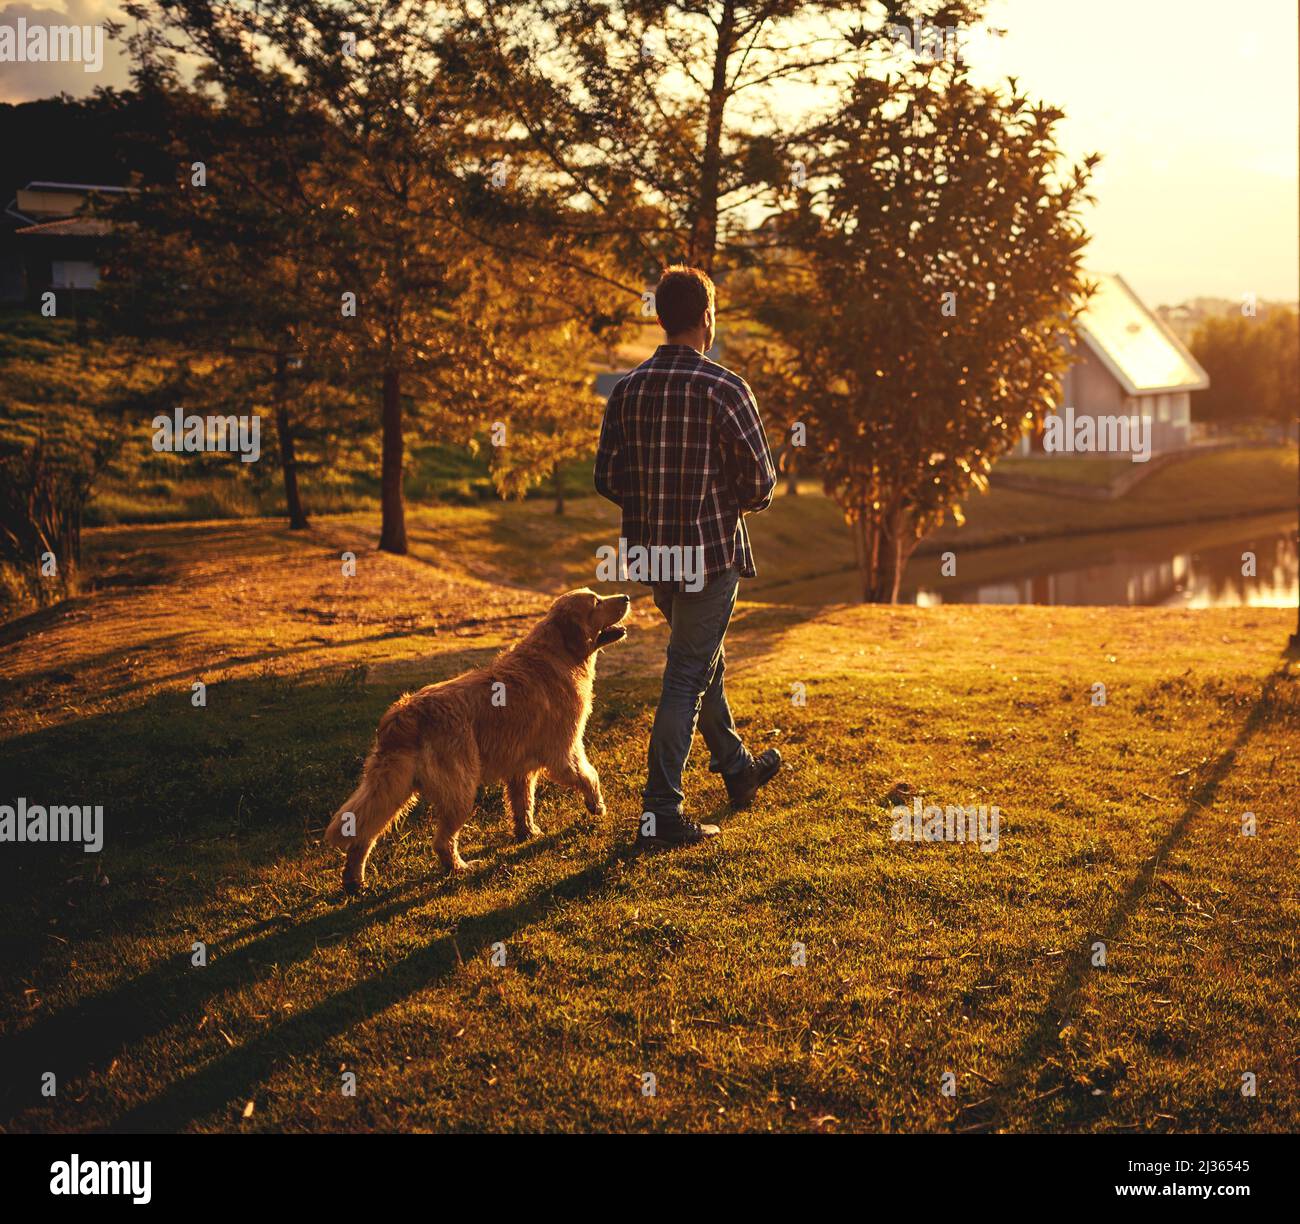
1015, 344, 1192, 458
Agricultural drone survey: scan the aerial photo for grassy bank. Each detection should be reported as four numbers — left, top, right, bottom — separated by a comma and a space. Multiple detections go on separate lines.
85, 442, 1297, 545
1, 516, 1297, 1132
228, 442, 1293, 609
959, 446, 1297, 547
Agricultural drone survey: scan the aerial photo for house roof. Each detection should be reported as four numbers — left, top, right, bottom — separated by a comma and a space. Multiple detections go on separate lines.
13, 218, 113, 238
1077, 273, 1209, 395
8, 183, 134, 227
23, 181, 131, 194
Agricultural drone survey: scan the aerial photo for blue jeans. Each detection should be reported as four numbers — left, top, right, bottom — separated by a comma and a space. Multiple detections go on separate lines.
642, 566, 754, 819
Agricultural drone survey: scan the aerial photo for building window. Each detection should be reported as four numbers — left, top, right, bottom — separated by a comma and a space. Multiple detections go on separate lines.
50, 260, 100, 290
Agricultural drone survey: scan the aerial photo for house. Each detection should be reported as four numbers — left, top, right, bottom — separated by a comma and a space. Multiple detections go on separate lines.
1016, 272, 1210, 458
1, 181, 129, 303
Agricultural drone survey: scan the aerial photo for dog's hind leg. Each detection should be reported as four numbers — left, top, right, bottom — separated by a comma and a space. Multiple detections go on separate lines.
507, 771, 541, 841
326, 748, 419, 895
428, 768, 479, 874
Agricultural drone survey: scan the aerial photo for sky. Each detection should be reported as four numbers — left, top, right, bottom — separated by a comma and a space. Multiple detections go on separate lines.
967, 0, 1299, 307
0, 0, 127, 98
2, 0, 1297, 307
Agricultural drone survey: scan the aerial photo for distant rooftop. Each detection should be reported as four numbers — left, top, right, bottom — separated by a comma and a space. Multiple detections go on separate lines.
14, 218, 114, 238
22, 181, 131, 194
1079, 273, 1210, 395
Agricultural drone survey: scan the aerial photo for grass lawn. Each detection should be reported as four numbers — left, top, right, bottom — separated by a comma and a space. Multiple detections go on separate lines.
1, 512, 1297, 1132
994, 456, 1136, 488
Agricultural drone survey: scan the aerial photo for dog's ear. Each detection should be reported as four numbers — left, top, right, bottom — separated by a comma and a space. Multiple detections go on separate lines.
557, 607, 590, 659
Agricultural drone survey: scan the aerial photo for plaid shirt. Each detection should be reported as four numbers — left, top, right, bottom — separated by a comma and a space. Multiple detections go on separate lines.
594, 344, 777, 590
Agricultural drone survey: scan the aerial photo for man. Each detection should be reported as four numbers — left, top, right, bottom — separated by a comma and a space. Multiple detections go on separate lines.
595, 264, 781, 849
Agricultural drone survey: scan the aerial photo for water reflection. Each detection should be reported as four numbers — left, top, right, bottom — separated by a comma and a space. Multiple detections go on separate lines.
906, 513, 1298, 607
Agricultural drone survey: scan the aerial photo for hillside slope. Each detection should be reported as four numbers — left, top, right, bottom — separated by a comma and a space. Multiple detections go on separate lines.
0, 515, 1297, 1133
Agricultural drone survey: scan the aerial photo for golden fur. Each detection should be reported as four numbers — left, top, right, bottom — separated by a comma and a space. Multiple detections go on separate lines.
324, 588, 631, 892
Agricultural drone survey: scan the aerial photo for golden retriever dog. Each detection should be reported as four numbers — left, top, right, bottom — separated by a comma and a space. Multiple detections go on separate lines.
324, 588, 631, 893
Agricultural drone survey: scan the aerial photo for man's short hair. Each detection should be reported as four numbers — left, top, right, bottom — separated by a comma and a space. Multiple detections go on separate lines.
655, 264, 715, 335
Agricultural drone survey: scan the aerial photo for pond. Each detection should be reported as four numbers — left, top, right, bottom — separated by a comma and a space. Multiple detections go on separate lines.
904, 512, 1299, 607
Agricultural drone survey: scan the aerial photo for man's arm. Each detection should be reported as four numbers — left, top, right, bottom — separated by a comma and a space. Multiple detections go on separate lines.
718, 379, 777, 514
594, 390, 625, 507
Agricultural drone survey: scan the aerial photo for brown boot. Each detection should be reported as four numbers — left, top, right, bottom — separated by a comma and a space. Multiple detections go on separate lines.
724, 748, 782, 807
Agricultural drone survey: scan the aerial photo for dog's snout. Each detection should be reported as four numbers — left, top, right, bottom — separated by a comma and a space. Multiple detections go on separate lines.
601, 592, 631, 617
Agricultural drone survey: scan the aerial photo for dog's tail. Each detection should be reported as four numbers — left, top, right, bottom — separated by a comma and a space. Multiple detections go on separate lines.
325, 746, 418, 850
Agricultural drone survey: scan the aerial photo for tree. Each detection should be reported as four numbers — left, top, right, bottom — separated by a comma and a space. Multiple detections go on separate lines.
100, 73, 348, 529
455, 0, 993, 512
762, 63, 1094, 602
1191, 308, 1300, 434
125, 1, 503, 553
454, 0, 990, 285
129, 0, 627, 550
729, 327, 811, 494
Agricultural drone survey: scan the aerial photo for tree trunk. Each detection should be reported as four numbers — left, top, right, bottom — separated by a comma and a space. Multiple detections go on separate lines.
1291, 7, 1299, 650
72, 285, 86, 345
553, 465, 565, 515
853, 507, 910, 604
687, 0, 735, 271
274, 354, 308, 530
783, 444, 799, 495
379, 366, 407, 554
1292, 398, 1300, 646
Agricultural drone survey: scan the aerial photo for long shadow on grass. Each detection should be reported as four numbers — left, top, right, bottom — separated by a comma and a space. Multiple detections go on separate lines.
44, 613, 535, 709
0, 653, 498, 841
0, 659, 498, 996
0, 872, 438, 1124
105, 844, 630, 1133
0, 825, 575, 1128
966, 662, 1295, 1134
0, 659, 642, 1129
0, 596, 97, 649
80, 625, 451, 707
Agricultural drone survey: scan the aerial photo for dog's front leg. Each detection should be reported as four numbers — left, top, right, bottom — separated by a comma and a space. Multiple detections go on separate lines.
507, 771, 541, 841
548, 752, 606, 817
